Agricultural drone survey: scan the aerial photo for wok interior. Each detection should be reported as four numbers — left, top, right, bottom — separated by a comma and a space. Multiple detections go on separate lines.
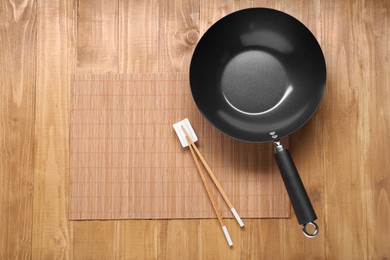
190, 8, 326, 142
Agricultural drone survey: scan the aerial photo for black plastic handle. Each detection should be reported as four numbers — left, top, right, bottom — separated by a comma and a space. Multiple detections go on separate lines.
274, 148, 318, 237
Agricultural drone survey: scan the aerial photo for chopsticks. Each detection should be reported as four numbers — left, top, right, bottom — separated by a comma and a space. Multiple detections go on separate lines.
182, 126, 233, 247
173, 118, 244, 246
183, 128, 245, 228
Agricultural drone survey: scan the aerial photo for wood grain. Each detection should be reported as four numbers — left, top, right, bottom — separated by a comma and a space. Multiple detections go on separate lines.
362, 0, 389, 258
73, 221, 116, 260
32, 0, 76, 259
158, 0, 200, 72
321, 0, 370, 258
0, 0, 36, 259
0, 0, 389, 259
74, 2, 119, 259
119, 0, 159, 73
77, 0, 119, 73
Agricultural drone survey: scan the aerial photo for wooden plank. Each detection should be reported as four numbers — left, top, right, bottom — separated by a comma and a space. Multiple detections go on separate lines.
118, 2, 200, 256
119, 0, 159, 73
77, 0, 119, 73
156, 220, 202, 259
199, 0, 253, 35
116, 220, 158, 259
363, 0, 390, 258
240, 219, 284, 259
118, 2, 199, 258
158, 0, 200, 72
32, 0, 76, 259
0, 0, 36, 259
199, 219, 241, 258
73, 1, 120, 259
321, 0, 368, 258
73, 221, 116, 260
117, 3, 161, 256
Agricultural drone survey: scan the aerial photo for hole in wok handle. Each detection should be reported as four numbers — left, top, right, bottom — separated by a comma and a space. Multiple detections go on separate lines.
302, 221, 319, 238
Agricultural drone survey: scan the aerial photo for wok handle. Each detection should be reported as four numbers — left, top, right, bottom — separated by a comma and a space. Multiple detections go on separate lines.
274, 141, 318, 238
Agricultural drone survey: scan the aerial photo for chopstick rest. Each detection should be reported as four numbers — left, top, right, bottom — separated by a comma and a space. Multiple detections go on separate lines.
172, 118, 198, 148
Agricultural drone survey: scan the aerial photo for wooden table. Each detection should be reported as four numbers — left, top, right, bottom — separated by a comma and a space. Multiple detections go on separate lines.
1, 0, 389, 259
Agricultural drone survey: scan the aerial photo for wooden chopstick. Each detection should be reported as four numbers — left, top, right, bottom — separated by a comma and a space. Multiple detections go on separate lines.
185, 135, 224, 226
181, 126, 244, 228
182, 127, 233, 246
185, 135, 233, 246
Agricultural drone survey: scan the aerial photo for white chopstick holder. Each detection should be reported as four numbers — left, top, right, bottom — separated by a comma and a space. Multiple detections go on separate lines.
172, 118, 198, 147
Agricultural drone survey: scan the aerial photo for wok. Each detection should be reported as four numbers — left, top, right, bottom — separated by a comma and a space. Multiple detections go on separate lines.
190, 8, 326, 237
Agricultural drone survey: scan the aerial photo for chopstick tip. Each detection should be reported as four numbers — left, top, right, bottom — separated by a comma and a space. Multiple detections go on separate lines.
222, 225, 233, 247
231, 208, 245, 228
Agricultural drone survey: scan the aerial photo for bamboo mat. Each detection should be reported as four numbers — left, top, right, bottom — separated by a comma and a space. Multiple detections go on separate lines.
70, 73, 290, 220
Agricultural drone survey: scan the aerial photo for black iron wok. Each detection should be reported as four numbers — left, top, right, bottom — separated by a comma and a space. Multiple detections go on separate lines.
190, 8, 326, 237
